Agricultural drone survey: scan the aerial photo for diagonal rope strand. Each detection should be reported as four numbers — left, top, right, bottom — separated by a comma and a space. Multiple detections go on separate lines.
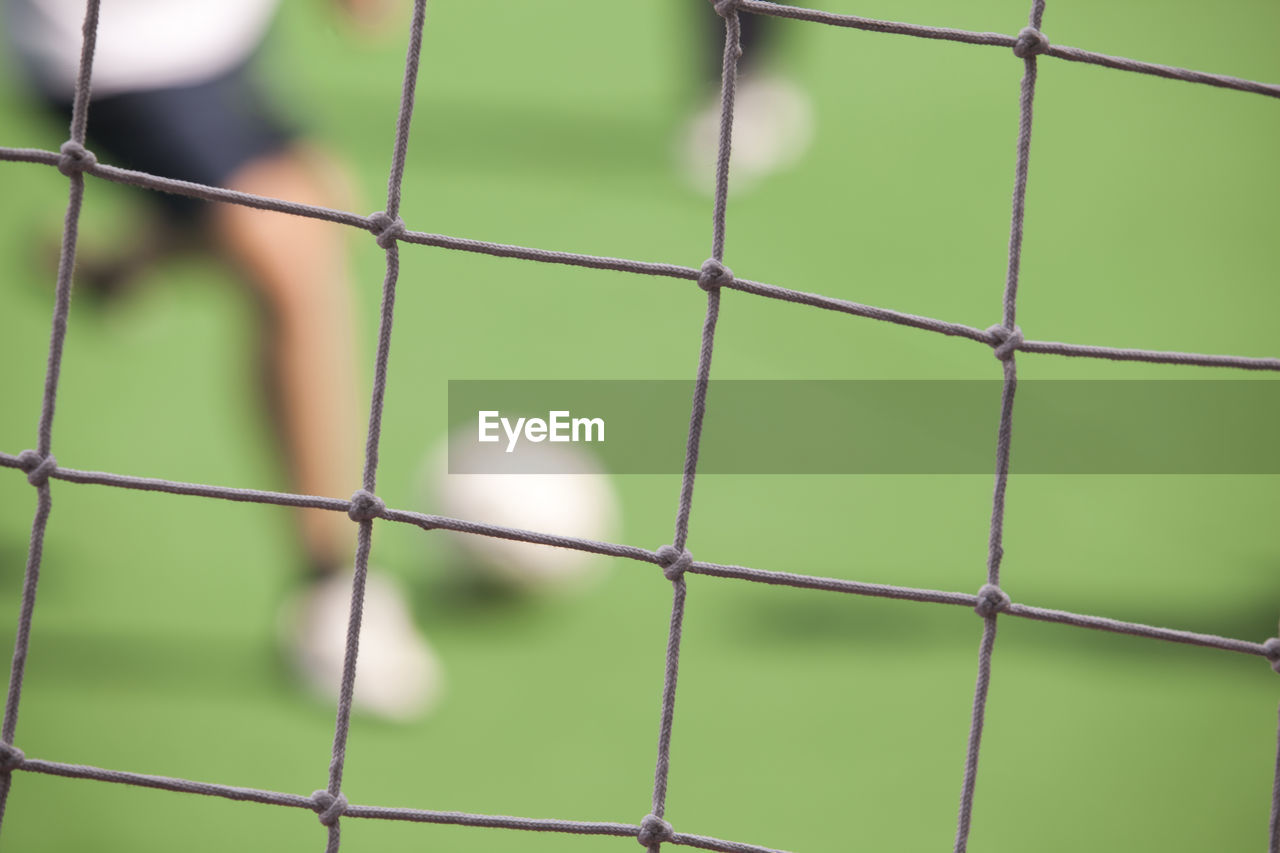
1, 451, 1274, 661
7, 145, 1277, 372
738, 0, 1280, 98
9, 755, 791, 852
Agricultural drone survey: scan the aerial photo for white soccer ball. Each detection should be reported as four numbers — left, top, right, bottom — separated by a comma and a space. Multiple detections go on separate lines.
424, 433, 620, 591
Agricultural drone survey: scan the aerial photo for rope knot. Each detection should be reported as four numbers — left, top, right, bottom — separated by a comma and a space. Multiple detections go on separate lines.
311, 790, 348, 827
637, 814, 675, 847
974, 584, 1011, 618
0, 743, 25, 772
1012, 26, 1049, 58
655, 545, 693, 581
16, 450, 57, 487
709, 0, 739, 17
1263, 638, 1280, 674
985, 324, 1024, 361
57, 140, 97, 176
348, 489, 385, 522
367, 211, 405, 249
697, 258, 733, 292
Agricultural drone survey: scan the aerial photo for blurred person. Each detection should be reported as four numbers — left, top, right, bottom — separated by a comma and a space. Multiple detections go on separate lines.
3, 0, 442, 720
680, 1, 814, 194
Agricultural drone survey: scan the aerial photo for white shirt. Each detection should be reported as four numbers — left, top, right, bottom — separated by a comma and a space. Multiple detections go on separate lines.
5, 0, 280, 96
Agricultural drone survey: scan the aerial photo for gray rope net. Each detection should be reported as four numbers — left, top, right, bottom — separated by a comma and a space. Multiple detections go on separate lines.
1, 0, 1278, 851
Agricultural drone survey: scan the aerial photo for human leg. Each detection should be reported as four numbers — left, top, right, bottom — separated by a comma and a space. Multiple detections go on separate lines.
206, 131, 441, 721
212, 146, 364, 572
58, 61, 441, 718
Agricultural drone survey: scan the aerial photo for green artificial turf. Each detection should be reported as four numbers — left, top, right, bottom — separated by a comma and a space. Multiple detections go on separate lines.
0, 0, 1278, 850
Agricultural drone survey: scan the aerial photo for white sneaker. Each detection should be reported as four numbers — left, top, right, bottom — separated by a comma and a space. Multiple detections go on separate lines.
281, 569, 443, 721
678, 72, 815, 196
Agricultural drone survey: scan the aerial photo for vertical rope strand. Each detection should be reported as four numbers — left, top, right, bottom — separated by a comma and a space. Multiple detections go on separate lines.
953, 3, 1046, 851
983, 356, 1018, 589
1000, 0, 1045, 331
673, 3, 741, 554
0, 0, 102, 834
672, 293, 722, 554
953, 616, 999, 851
1270, 700, 1280, 853
321, 3, 428, 851
362, 0, 428, 493
0, 491, 51, 832
37, 0, 101, 459
645, 6, 743, 850
986, 0, 1043, 589
709, 7, 742, 263
648, 578, 688, 825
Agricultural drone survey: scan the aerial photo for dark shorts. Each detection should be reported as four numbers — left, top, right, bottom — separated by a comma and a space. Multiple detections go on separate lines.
52, 60, 295, 221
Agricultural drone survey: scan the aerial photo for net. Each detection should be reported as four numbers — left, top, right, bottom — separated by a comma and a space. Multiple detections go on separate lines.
1, 1, 1278, 851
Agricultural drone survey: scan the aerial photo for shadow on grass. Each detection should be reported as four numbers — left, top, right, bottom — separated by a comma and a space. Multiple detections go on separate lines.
724, 564, 1280, 665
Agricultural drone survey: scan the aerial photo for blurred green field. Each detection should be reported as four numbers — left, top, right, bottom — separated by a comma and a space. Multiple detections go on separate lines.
1, 0, 1279, 850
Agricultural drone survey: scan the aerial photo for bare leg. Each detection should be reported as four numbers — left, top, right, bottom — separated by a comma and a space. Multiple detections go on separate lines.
211, 145, 362, 572
214, 145, 443, 719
